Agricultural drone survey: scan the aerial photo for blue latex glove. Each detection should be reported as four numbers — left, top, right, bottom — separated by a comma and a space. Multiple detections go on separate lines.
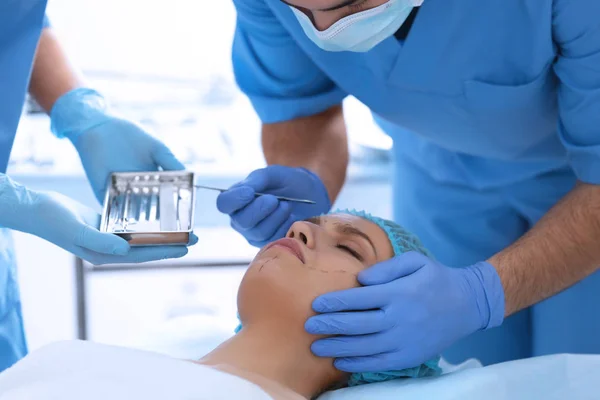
305, 251, 505, 372
50, 88, 185, 204
0, 174, 189, 265
216, 165, 331, 247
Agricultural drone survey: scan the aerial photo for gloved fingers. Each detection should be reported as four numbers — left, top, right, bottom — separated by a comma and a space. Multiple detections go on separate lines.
117, 246, 189, 264
311, 285, 388, 313
334, 352, 409, 373
73, 224, 130, 256
358, 251, 429, 286
216, 186, 256, 214
230, 219, 263, 247
239, 167, 275, 192
247, 238, 268, 248
311, 331, 391, 359
83, 245, 189, 265
241, 213, 294, 248
231, 195, 285, 231
233, 165, 316, 194
152, 143, 185, 171
242, 201, 292, 242
264, 213, 296, 243
305, 310, 389, 335
188, 232, 199, 246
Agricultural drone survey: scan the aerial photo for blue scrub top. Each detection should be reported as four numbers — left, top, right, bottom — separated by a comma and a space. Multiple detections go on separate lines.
0, 1, 49, 173
231, 0, 600, 189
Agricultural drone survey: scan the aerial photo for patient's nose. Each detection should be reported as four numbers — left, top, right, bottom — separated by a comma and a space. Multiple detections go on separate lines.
287, 221, 316, 250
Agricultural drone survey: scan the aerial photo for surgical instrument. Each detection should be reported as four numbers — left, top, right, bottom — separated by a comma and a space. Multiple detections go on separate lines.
194, 184, 316, 204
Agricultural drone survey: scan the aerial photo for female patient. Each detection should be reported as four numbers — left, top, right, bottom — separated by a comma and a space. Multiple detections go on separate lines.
0, 210, 438, 400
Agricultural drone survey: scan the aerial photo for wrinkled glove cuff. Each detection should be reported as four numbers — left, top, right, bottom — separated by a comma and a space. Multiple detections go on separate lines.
50, 88, 112, 141
299, 168, 332, 210
468, 261, 505, 330
0, 174, 38, 233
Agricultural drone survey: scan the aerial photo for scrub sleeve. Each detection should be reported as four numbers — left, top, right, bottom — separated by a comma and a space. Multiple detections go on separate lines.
232, 0, 347, 123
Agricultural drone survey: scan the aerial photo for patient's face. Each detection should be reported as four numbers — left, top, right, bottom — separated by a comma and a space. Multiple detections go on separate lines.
237, 214, 394, 329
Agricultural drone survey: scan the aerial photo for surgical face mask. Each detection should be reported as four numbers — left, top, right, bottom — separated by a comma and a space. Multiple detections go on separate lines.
290, 0, 423, 53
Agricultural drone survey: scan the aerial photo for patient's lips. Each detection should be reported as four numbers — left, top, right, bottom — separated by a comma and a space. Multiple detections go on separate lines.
263, 238, 305, 263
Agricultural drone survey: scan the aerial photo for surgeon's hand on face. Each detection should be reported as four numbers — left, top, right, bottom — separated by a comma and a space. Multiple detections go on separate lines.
216, 165, 331, 247
305, 251, 505, 372
50, 88, 185, 204
0, 174, 190, 265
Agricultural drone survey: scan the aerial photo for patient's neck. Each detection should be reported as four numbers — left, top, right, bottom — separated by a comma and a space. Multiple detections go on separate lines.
198, 321, 345, 399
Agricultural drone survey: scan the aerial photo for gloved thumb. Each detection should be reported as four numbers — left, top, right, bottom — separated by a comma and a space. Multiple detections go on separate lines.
153, 144, 185, 171
74, 225, 131, 255
358, 251, 428, 285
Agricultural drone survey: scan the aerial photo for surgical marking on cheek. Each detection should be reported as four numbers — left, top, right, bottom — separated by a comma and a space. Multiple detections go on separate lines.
258, 256, 279, 272
257, 256, 354, 275
298, 264, 352, 275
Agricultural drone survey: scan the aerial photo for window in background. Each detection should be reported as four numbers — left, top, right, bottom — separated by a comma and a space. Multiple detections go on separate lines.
12, 0, 390, 175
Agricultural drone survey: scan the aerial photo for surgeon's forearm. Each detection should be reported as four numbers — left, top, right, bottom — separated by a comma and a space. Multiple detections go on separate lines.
262, 105, 348, 204
29, 27, 84, 113
488, 182, 600, 316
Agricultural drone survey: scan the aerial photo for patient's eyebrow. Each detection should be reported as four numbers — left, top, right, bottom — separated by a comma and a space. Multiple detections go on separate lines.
334, 223, 378, 257
305, 216, 378, 257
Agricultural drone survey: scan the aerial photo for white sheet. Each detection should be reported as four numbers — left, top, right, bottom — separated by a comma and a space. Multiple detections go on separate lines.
320, 354, 600, 400
3, 340, 599, 400
0, 341, 271, 400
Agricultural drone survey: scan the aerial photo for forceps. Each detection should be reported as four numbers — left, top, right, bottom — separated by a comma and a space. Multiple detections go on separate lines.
194, 184, 316, 204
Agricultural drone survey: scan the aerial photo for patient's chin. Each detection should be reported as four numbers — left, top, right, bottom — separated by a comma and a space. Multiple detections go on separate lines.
237, 257, 315, 327
237, 254, 360, 330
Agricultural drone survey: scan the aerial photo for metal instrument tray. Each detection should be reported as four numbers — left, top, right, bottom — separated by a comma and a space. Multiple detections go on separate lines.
99, 171, 195, 246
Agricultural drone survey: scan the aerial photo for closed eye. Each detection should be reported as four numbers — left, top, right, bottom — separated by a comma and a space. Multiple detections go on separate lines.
336, 244, 363, 261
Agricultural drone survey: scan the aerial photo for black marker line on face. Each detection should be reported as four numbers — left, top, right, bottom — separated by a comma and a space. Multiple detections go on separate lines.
257, 254, 353, 276
300, 264, 352, 275
258, 256, 279, 272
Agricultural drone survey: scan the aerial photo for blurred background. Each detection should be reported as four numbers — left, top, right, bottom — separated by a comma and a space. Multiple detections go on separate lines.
11, 0, 393, 355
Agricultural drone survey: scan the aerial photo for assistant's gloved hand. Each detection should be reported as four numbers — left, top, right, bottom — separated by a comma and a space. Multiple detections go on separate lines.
216, 165, 331, 247
50, 88, 185, 204
305, 251, 505, 372
0, 174, 190, 265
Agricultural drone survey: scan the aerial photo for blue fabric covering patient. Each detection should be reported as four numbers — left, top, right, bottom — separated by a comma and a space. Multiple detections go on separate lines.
235, 209, 441, 387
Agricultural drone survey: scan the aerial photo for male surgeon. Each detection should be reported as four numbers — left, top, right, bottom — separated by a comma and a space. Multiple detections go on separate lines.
0, 3, 193, 371
217, 0, 600, 374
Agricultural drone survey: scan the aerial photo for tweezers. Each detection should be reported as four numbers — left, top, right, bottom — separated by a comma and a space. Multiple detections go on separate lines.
194, 184, 316, 204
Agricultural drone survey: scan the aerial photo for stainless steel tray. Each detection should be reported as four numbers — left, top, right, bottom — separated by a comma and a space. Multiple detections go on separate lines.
99, 171, 195, 246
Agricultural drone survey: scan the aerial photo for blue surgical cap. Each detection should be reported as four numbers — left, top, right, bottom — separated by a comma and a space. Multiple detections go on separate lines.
235, 209, 441, 387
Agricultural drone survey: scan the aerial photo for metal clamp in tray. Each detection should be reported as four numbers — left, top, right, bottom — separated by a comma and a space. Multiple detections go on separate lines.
99, 171, 195, 246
